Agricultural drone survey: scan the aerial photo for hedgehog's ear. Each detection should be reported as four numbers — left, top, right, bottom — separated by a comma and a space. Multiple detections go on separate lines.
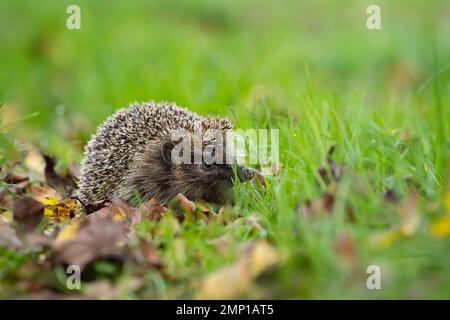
161, 141, 175, 167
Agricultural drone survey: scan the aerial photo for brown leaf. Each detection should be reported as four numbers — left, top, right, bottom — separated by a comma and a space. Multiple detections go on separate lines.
334, 234, 357, 267
51, 218, 128, 269
13, 196, 44, 232
253, 164, 267, 188
176, 193, 196, 213
400, 128, 410, 141
140, 197, 167, 222
271, 162, 283, 176
31, 184, 61, 201
299, 185, 337, 217
0, 220, 22, 249
0, 188, 13, 209
84, 280, 115, 299
87, 207, 115, 222
318, 146, 344, 184
2, 173, 30, 193
383, 189, 400, 203
138, 239, 163, 268
42, 154, 76, 197
111, 198, 138, 221
84, 277, 142, 299
83, 200, 108, 214
255, 172, 266, 188
24, 232, 53, 251
24, 289, 88, 300
4, 173, 29, 184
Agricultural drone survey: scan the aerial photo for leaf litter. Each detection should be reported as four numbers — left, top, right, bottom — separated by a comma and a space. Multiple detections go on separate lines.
0, 151, 280, 299
0, 147, 443, 299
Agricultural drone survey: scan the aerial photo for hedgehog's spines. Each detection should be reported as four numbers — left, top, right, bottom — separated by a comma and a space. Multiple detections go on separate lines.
77, 101, 233, 205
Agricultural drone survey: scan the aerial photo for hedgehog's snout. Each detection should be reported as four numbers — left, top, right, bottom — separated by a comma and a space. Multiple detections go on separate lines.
236, 165, 255, 182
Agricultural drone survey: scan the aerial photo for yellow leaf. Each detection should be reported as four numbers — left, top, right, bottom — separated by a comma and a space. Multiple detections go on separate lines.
430, 216, 450, 238
113, 207, 126, 222
398, 193, 421, 237
445, 192, 450, 212
197, 261, 249, 300
44, 204, 71, 220
0, 210, 13, 223
24, 150, 45, 176
54, 222, 79, 245
40, 197, 77, 221
31, 185, 61, 201
39, 196, 59, 206
248, 241, 279, 277
196, 240, 278, 299
369, 229, 401, 248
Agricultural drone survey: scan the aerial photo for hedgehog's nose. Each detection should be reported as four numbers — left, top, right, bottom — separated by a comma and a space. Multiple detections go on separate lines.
236, 165, 255, 182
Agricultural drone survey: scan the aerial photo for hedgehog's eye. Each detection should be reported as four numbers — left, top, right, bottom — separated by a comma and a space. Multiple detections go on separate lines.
202, 162, 214, 171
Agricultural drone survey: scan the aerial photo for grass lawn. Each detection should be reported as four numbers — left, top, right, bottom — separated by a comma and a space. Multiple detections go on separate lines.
1, 0, 450, 299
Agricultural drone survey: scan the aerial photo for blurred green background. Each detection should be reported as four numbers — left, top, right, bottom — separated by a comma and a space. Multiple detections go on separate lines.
1, 0, 450, 299
1, 0, 449, 160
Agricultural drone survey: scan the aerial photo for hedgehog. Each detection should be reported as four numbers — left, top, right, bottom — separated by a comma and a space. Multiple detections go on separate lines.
77, 101, 253, 206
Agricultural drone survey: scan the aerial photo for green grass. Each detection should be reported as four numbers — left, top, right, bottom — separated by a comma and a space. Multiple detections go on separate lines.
1, 0, 450, 299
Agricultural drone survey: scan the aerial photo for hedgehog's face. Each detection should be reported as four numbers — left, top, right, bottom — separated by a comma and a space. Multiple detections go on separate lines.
131, 119, 254, 204
160, 133, 254, 203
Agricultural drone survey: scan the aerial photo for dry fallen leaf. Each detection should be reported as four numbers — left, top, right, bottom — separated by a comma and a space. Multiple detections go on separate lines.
32, 186, 77, 221
0, 220, 22, 249
51, 217, 128, 269
1, 210, 13, 223
383, 189, 400, 204
245, 241, 279, 277
334, 234, 357, 267
271, 162, 284, 176
299, 183, 338, 217
318, 146, 344, 184
176, 193, 196, 213
84, 277, 142, 299
138, 239, 163, 268
430, 216, 450, 238
4, 173, 29, 184
245, 215, 267, 237
197, 240, 278, 299
24, 232, 52, 251
254, 171, 266, 188
87, 207, 115, 222
54, 222, 80, 246
42, 154, 77, 197
369, 229, 402, 248
398, 192, 421, 237
13, 196, 44, 232
44, 199, 76, 221
445, 192, 450, 212
82, 200, 108, 214
140, 197, 167, 222
31, 184, 61, 201
111, 198, 138, 222
0, 189, 13, 209
207, 234, 232, 256
216, 206, 236, 225
24, 150, 46, 180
